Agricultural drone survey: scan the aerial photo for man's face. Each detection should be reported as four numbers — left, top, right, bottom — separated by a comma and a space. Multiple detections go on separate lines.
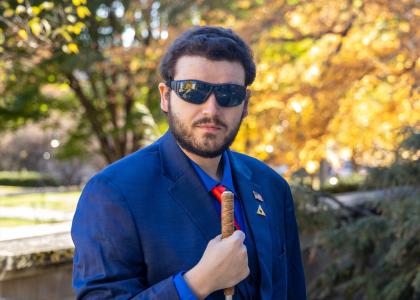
159, 55, 248, 158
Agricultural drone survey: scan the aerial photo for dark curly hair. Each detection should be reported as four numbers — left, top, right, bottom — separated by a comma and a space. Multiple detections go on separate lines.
159, 26, 256, 86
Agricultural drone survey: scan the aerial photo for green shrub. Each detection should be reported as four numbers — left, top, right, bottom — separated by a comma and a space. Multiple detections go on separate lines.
310, 193, 420, 300
320, 173, 367, 194
297, 127, 420, 300
0, 171, 59, 187
321, 181, 361, 194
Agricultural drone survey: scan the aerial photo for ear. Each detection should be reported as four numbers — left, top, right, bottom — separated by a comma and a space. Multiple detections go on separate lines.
242, 89, 251, 118
159, 82, 170, 113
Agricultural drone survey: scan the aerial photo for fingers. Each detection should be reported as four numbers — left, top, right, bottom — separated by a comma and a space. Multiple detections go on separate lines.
214, 234, 223, 241
242, 265, 250, 278
212, 230, 245, 242
208, 234, 222, 247
241, 244, 248, 256
199, 231, 250, 291
230, 230, 245, 243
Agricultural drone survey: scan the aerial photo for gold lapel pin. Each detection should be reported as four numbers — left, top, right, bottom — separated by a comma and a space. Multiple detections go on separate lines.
256, 204, 266, 217
253, 191, 264, 202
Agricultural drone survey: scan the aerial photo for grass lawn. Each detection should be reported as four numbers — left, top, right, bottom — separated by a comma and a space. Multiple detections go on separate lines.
0, 191, 81, 212
0, 218, 61, 227
0, 186, 27, 194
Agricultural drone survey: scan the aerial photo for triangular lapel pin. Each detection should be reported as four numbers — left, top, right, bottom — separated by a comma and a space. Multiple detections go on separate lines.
256, 204, 266, 217
253, 191, 263, 202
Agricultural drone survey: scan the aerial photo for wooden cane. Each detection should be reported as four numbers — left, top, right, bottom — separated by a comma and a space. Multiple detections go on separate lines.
221, 191, 235, 300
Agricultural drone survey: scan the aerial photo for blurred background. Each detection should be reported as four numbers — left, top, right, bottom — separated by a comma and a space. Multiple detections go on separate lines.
0, 0, 419, 299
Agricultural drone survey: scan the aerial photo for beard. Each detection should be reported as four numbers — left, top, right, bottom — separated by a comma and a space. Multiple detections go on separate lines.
167, 100, 244, 158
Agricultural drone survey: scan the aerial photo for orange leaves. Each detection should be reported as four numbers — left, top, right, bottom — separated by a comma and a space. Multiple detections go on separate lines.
232, 0, 419, 175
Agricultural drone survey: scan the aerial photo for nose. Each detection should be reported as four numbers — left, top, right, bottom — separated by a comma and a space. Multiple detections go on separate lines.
201, 92, 220, 116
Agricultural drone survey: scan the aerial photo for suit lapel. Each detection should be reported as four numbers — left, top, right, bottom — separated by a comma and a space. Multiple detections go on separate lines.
159, 131, 220, 241
228, 151, 273, 300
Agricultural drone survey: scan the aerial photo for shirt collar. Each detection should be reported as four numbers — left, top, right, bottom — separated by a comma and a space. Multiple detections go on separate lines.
189, 151, 236, 195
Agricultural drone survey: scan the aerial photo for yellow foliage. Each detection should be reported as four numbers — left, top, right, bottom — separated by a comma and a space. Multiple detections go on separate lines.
29, 18, 42, 36
231, 0, 419, 175
68, 24, 79, 35
67, 43, 79, 54
18, 29, 28, 40
61, 29, 72, 42
66, 23, 85, 35
129, 59, 141, 72
3, 8, 14, 18
62, 43, 79, 54
237, 1, 251, 9
30, 6, 41, 16
72, 0, 86, 6
76, 6, 91, 19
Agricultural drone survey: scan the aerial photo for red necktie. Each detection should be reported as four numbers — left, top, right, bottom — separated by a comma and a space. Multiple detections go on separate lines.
211, 185, 240, 230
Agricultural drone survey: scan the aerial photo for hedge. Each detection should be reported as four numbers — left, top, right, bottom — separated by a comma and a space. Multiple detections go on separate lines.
0, 171, 59, 187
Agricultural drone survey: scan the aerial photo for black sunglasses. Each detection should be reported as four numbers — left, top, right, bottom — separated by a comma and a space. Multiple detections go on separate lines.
166, 79, 247, 107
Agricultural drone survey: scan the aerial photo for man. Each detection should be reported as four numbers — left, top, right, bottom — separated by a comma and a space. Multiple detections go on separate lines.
72, 26, 307, 300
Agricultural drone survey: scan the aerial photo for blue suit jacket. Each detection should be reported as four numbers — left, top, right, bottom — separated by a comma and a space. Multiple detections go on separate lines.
71, 130, 307, 299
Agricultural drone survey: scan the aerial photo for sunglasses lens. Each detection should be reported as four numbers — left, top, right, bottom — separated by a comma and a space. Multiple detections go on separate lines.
170, 80, 246, 107
215, 84, 246, 107
176, 81, 211, 104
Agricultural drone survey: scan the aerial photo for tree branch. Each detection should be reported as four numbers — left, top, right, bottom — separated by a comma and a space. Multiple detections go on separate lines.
67, 73, 115, 163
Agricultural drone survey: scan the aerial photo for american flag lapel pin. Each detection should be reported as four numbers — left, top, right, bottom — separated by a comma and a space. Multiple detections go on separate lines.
253, 191, 263, 202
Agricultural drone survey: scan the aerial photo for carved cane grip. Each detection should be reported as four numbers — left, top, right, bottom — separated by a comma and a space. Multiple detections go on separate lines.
221, 191, 235, 296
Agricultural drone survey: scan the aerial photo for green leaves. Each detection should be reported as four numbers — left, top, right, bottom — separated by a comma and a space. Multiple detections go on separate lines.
309, 194, 420, 299
304, 131, 420, 299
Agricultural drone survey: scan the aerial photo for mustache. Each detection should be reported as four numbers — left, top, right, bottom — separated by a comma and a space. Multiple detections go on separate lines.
193, 117, 227, 129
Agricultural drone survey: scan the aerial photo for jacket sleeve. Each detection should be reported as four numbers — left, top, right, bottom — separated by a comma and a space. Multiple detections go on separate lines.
284, 183, 307, 300
71, 174, 180, 300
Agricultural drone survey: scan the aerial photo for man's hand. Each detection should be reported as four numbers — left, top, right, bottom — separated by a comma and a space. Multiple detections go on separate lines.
183, 230, 249, 299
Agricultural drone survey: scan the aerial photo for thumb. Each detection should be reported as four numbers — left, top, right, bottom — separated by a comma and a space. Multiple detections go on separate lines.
209, 234, 222, 244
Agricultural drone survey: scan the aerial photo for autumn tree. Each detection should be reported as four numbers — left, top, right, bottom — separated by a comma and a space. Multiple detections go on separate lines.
0, 0, 251, 164
0, 0, 87, 130
2, 0, 418, 172
230, 0, 419, 177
